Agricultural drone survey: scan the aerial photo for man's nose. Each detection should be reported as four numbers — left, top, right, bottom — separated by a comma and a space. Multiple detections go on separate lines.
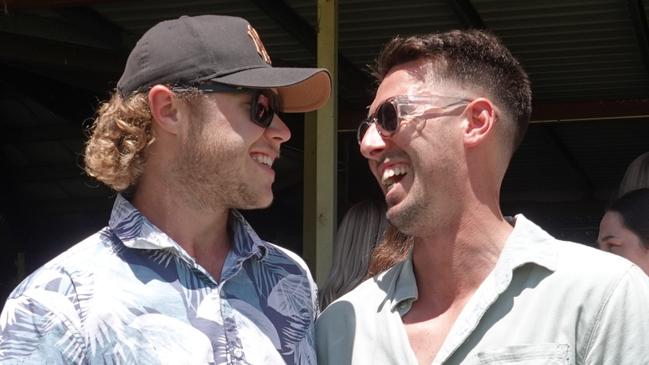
266, 114, 291, 144
359, 122, 386, 160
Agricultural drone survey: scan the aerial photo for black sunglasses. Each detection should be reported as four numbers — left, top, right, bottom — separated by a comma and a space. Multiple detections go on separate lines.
357, 95, 472, 144
173, 82, 282, 128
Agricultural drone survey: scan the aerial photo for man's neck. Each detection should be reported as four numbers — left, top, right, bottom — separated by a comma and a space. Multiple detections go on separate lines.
401, 208, 513, 364
132, 184, 231, 282
411, 208, 513, 312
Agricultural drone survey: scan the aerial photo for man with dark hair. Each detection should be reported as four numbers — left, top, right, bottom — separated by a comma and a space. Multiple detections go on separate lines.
316, 29, 649, 364
0, 15, 331, 364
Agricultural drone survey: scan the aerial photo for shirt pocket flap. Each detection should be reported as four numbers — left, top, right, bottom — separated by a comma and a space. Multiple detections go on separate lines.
476, 343, 570, 364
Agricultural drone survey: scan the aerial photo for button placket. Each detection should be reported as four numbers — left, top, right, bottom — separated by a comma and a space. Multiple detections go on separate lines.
221, 294, 250, 365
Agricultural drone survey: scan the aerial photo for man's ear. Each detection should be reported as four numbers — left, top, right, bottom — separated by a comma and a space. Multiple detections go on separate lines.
463, 98, 496, 148
148, 85, 181, 135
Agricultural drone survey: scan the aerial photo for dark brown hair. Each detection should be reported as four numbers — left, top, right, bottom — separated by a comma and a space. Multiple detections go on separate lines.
371, 29, 532, 152
607, 188, 649, 248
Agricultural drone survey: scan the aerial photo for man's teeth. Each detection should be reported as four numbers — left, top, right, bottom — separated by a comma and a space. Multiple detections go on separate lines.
252, 155, 273, 167
382, 166, 409, 185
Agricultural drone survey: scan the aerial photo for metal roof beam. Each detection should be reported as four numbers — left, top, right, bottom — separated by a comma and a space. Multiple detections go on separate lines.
0, 10, 121, 49
10, 165, 87, 183
1, 125, 83, 144
1, 66, 105, 125
627, 0, 649, 78
17, 197, 114, 215
9, 64, 115, 94
0, 10, 123, 92
446, 0, 485, 29
54, 7, 123, 49
250, 0, 314, 52
250, 0, 372, 104
531, 99, 649, 122
2, 0, 126, 11
542, 125, 595, 196
0, 33, 123, 73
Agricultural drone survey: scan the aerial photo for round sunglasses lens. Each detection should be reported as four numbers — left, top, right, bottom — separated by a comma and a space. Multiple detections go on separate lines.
357, 122, 370, 143
253, 92, 274, 127
378, 102, 398, 133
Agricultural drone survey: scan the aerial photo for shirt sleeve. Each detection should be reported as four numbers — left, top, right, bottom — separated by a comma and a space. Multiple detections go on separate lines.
584, 264, 649, 364
271, 244, 319, 365
0, 283, 87, 364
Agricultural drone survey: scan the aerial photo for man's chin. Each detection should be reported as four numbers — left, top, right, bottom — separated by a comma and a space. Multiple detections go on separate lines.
386, 201, 417, 235
386, 204, 404, 228
257, 197, 273, 209
239, 194, 273, 210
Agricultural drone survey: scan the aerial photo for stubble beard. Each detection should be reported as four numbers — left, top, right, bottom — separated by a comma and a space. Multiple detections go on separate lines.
385, 172, 453, 238
386, 189, 426, 236
171, 124, 266, 212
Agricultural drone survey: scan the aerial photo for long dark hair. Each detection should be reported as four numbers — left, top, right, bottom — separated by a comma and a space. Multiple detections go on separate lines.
319, 200, 388, 308
366, 223, 413, 278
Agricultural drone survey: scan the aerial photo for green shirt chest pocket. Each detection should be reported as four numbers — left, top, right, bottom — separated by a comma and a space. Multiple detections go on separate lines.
476, 343, 571, 365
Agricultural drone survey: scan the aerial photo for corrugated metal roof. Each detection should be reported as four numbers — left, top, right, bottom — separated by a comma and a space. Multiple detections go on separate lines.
475, 0, 649, 100
94, 0, 316, 65
339, 1, 458, 63
287, 0, 649, 103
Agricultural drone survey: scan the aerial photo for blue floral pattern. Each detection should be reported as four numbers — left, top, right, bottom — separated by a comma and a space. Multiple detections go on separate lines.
0, 195, 317, 364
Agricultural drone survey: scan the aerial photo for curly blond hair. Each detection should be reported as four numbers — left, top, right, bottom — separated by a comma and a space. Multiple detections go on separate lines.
84, 92, 154, 192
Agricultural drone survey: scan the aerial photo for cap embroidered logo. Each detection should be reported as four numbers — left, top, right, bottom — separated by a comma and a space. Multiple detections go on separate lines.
247, 24, 272, 65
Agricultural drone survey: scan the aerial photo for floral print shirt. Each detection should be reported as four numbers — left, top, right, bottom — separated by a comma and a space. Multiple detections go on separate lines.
0, 195, 317, 364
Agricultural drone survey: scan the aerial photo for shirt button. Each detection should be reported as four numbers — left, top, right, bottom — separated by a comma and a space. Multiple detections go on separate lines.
233, 348, 243, 359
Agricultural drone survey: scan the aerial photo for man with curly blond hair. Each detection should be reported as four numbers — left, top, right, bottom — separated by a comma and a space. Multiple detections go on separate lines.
0, 15, 331, 364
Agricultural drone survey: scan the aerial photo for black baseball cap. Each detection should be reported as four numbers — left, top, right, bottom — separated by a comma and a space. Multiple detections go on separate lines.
117, 15, 332, 113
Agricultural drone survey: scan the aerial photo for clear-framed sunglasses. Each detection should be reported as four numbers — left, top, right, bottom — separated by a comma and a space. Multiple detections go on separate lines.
357, 95, 472, 144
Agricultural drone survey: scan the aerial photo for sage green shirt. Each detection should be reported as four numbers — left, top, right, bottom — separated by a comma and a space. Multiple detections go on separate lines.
316, 215, 649, 364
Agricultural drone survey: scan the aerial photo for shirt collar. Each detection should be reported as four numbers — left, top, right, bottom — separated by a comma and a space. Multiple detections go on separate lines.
390, 250, 418, 315
108, 194, 268, 262
228, 209, 268, 261
497, 214, 559, 273
388, 214, 559, 313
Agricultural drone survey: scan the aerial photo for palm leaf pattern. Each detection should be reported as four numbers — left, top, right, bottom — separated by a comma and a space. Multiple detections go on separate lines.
175, 255, 214, 312
0, 271, 86, 363
148, 249, 176, 267
268, 275, 314, 361
0, 194, 316, 364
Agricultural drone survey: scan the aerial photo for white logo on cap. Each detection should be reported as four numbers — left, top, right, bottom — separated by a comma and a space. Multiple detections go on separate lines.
247, 24, 272, 65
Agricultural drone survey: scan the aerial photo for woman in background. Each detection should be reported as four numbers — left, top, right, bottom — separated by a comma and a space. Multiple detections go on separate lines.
319, 200, 387, 309
598, 188, 649, 275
